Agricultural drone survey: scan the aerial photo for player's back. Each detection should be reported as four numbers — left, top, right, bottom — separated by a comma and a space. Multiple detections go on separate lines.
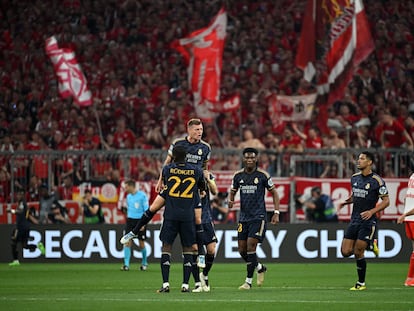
161, 161, 204, 221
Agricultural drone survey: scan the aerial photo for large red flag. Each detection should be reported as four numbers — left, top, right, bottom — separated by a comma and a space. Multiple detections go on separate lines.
296, 0, 374, 105
45, 36, 92, 107
171, 8, 239, 122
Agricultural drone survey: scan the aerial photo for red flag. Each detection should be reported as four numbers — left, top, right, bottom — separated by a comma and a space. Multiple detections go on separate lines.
45, 36, 92, 106
171, 8, 238, 122
296, 0, 374, 105
207, 94, 240, 113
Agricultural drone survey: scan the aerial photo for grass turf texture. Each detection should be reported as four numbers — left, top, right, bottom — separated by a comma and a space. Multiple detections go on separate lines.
0, 263, 412, 311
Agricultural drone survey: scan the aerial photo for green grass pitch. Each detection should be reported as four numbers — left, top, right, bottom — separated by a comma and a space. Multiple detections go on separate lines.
0, 262, 413, 311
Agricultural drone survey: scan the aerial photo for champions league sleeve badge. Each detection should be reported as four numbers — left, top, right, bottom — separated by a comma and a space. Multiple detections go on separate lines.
379, 185, 388, 195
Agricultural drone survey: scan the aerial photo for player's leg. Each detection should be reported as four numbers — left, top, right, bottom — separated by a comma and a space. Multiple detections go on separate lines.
191, 246, 202, 292
158, 243, 172, 293
237, 222, 248, 261
195, 208, 205, 268
122, 240, 132, 271
21, 228, 37, 252
237, 221, 252, 289
138, 228, 148, 270
350, 223, 373, 290
120, 196, 164, 244
192, 220, 206, 292
181, 220, 197, 293
341, 223, 358, 257
121, 218, 136, 271
9, 228, 20, 266
366, 222, 379, 257
157, 220, 178, 293
349, 239, 368, 290
406, 239, 414, 286
247, 220, 267, 287
404, 223, 414, 286
341, 238, 356, 257
199, 242, 216, 292
200, 224, 218, 291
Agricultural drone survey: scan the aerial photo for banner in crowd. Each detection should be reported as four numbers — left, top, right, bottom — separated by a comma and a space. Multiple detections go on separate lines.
268, 93, 317, 130
171, 8, 240, 122
45, 36, 92, 106
294, 177, 407, 221
295, 0, 374, 105
0, 176, 408, 224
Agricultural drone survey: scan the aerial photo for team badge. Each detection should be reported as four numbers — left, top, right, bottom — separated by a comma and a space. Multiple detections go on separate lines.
254, 177, 259, 184
379, 186, 388, 195
198, 149, 202, 155
365, 183, 370, 190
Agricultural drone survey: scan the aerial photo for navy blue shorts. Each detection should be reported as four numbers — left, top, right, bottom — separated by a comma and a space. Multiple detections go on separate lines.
11, 227, 30, 243
201, 222, 218, 245
159, 219, 196, 247
126, 218, 146, 240
344, 220, 376, 243
237, 220, 267, 243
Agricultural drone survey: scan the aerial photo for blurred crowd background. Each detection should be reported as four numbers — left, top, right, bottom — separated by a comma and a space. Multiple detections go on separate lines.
0, 0, 414, 202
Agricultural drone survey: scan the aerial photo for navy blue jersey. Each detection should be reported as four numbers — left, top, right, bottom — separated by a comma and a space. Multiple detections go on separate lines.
350, 172, 389, 223
160, 162, 205, 221
201, 174, 215, 224
231, 168, 275, 222
201, 193, 213, 224
15, 199, 32, 230
167, 137, 211, 169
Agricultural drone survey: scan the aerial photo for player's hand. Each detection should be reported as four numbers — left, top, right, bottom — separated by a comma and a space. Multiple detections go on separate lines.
155, 179, 163, 193
337, 202, 346, 213
270, 213, 279, 225
360, 209, 373, 220
397, 215, 405, 224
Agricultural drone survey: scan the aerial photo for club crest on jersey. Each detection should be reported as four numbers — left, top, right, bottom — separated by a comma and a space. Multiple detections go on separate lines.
254, 177, 259, 184
198, 149, 203, 155
365, 183, 370, 190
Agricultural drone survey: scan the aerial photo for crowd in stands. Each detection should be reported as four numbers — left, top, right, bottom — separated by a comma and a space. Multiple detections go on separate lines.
0, 0, 414, 199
